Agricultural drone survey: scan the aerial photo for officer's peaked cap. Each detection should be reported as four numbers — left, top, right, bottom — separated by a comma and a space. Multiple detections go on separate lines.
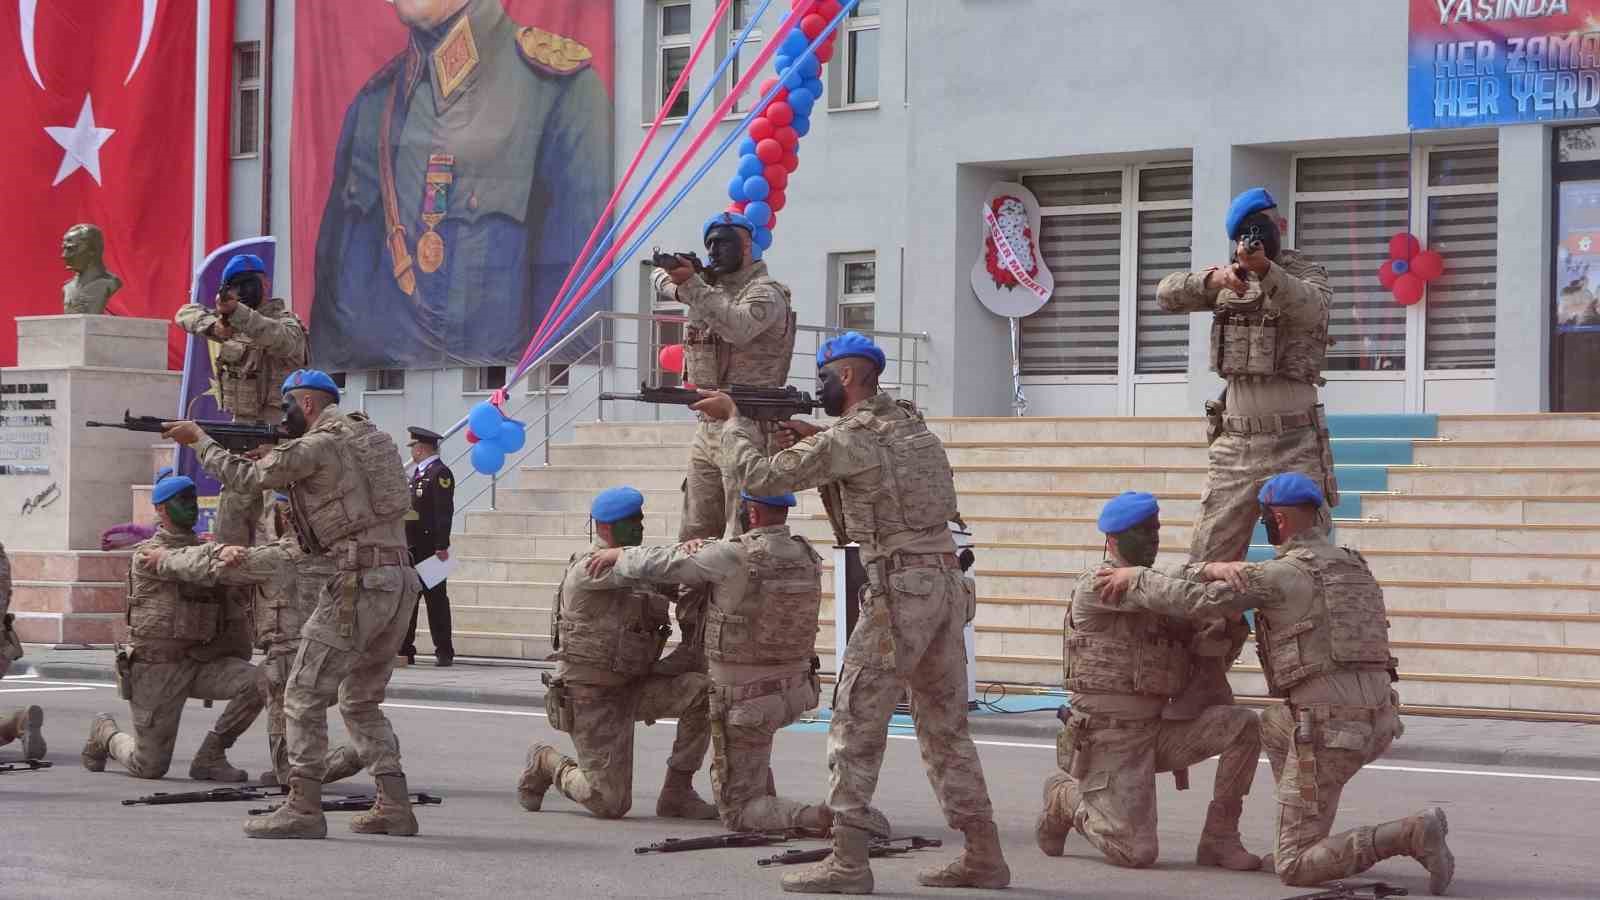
407, 426, 443, 446
816, 332, 886, 374
1258, 472, 1324, 507
281, 369, 341, 403
1225, 188, 1277, 240
1097, 491, 1160, 534
591, 486, 645, 524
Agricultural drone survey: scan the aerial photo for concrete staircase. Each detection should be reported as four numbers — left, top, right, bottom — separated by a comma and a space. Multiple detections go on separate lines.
390, 413, 1597, 720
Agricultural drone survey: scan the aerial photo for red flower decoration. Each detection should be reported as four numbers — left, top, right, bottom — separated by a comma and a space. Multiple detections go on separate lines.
1377, 232, 1445, 306
983, 196, 1039, 291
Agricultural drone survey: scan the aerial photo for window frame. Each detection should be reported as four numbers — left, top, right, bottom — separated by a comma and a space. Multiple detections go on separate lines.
833, 4, 881, 110
230, 41, 262, 159
656, 1, 692, 123
722, 0, 764, 117
834, 251, 877, 332
366, 369, 405, 394
462, 365, 508, 395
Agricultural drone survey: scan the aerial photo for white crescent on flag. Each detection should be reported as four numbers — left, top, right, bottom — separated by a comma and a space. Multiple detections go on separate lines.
18, 0, 160, 90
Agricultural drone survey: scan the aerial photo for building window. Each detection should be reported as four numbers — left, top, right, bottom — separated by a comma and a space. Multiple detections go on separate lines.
464, 366, 507, 393
835, 252, 876, 332
657, 2, 691, 119
526, 362, 571, 393
725, 0, 763, 113
368, 369, 405, 392
1423, 147, 1498, 370
839, 1, 880, 106
1134, 167, 1193, 374
231, 42, 262, 158
328, 372, 347, 390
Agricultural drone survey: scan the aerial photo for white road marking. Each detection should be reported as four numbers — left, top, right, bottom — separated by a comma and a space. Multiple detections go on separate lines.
0, 687, 95, 694
4, 679, 115, 689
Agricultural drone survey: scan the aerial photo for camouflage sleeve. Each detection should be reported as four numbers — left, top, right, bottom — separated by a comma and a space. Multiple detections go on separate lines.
1156, 270, 1220, 313
650, 268, 680, 304
1261, 257, 1332, 327
613, 540, 741, 588
228, 304, 308, 363
1112, 565, 1270, 620
720, 416, 872, 496
173, 302, 222, 337
146, 543, 230, 586
677, 276, 782, 345
195, 432, 321, 494
0, 544, 11, 619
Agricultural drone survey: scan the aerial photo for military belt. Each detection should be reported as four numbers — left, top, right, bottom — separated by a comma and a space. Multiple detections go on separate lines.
883, 552, 960, 575
337, 544, 409, 571
1070, 713, 1160, 732
1220, 410, 1314, 434
716, 669, 813, 704
1289, 701, 1385, 722
130, 645, 192, 665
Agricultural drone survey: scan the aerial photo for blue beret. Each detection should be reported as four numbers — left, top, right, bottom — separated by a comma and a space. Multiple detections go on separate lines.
591, 486, 645, 524
281, 369, 341, 403
152, 474, 196, 505
739, 490, 797, 508
704, 211, 754, 239
817, 332, 886, 373
1225, 188, 1277, 239
154, 465, 174, 483
273, 492, 290, 503
1258, 472, 1324, 507
1097, 491, 1160, 534
221, 253, 266, 283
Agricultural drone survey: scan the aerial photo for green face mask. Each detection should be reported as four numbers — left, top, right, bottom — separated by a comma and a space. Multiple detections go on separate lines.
609, 517, 645, 548
165, 495, 200, 530
1114, 524, 1160, 568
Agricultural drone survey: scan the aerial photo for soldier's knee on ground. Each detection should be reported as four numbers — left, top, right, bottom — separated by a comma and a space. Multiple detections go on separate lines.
589, 793, 632, 820
1104, 838, 1160, 869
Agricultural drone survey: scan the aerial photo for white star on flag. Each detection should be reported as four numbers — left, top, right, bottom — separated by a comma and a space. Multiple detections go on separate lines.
45, 94, 116, 187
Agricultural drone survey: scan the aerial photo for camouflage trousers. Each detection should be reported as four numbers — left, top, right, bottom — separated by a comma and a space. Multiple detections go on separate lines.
108, 653, 262, 779
828, 566, 993, 836
680, 420, 770, 541
710, 671, 823, 832
1190, 423, 1335, 562
1040, 704, 1260, 868
547, 672, 712, 819
258, 645, 359, 785
284, 562, 418, 782
1261, 699, 1404, 885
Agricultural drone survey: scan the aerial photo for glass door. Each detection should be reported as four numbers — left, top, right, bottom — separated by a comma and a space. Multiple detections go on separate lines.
1553, 173, 1600, 411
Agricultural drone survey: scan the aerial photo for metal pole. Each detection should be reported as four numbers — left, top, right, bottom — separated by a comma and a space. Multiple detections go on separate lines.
542, 383, 551, 465
1009, 317, 1028, 416
490, 472, 498, 511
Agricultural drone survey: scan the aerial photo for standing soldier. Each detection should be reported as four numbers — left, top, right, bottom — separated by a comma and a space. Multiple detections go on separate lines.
80, 475, 264, 782
401, 426, 456, 667
1035, 492, 1260, 872
173, 252, 309, 548
1095, 473, 1454, 895
162, 369, 420, 840
517, 487, 715, 821
581, 490, 830, 834
693, 333, 1010, 894
1156, 187, 1337, 715
0, 541, 48, 762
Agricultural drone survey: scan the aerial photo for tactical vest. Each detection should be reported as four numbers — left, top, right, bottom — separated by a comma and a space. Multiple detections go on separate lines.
705, 530, 823, 666
837, 399, 960, 546
289, 412, 410, 554
684, 275, 797, 388
1208, 253, 1330, 385
126, 545, 222, 644
550, 554, 672, 678
1255, 545, 1396, 698
254, 541, 335, 647
1061, 576, 1191, 698
215, 300, 308, 421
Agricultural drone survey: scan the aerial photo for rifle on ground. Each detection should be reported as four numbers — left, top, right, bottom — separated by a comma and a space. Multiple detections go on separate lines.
87, 411, 288, 452
756, 835, 943, 867
0, 759, 52, 773
600, 384, 822, 426
248, 792, 443, 815
1282, 882, 1408, 900
634, 829, 821, 854
122, 784, 285, 806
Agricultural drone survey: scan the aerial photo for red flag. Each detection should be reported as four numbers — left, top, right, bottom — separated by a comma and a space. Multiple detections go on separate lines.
0, 0, 232, 369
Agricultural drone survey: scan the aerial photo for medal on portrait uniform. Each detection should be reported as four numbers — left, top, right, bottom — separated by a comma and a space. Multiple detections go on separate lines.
418, 154, 454, 274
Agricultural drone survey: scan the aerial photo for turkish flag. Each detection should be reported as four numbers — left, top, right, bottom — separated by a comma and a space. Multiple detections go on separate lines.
0, 0, 232, 369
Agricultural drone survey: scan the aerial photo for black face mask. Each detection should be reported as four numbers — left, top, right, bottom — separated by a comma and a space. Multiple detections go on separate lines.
1233, 212, 1281, 262
817, 367, 848, 417
166, 491, 200, 530
283, 401, 310, 438
227, 274, 264, 308
704, 226, 746, 276
1115, 525, 1160, 568
1261, 508, 1283, 546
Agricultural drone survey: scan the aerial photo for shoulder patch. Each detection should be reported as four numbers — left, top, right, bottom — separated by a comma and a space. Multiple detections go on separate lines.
517, 26, 592, 76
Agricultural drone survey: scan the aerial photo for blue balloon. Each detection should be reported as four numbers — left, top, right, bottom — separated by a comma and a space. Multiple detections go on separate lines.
499, 419, 527, 454
728, 175, 750, 203
781, 67, 804, 90
467, 401, 502, 439
744, 175, 770, 201
792, 114, 811, 137
750, 243, 764, 261
737, 153, 764, 177
752, 226, 773, 250
745, 201, 772, 227
796, 52, 820, 79
803, 76, 824, 98
780, 30, 808, 57
471, 441, 506, 476
774, 54, 793, 74
787, 88, 815, 116
738, 136, 757, 157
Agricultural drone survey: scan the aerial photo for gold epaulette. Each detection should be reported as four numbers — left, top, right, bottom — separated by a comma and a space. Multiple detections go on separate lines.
517, 26, 592, 76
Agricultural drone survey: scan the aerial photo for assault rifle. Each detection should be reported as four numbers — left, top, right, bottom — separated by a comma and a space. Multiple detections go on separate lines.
87, 411, 288, 453
649, 248, 705, 273
122, 784, 285, 806
600, 384, 822, 424
248, 792, 443, 815
1282, 882, 1408, 900
634, 828, 824, 854
0, 759, 52, 773
756, 836, 942, 867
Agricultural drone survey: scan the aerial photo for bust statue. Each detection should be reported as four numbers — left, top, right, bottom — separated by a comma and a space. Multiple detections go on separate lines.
61, 223, 122, 315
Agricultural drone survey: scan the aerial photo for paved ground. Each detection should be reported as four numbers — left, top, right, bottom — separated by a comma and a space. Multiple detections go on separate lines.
3, 671, 1598, 899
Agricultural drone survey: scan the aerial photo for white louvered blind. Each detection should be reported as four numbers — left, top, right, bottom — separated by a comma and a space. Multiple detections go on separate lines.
1135, 166, 1192, 374
1018, 172, 1123, 375
1424, 148, 1498, 370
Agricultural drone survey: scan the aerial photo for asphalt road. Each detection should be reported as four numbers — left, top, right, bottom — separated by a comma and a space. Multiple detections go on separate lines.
3, 675, 1596, 900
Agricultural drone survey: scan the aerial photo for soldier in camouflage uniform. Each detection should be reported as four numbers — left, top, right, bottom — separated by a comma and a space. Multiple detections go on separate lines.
695, 332, 1009, 894
165, 369, 420, 840
583, 490, 830, 833
1036, 492, 1260, 872
1156, 187, 1338, 718
0, 541, 49, 762
80, 475, 264, 782
1095, 473, 1454, 895
518, 487, 716, 821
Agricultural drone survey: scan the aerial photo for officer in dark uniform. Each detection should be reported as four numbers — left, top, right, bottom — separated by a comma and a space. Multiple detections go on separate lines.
310, 0, 612, 371
402, 426, 456, 667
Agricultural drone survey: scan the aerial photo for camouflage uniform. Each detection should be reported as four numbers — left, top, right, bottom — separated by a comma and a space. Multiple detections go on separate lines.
0, 542, 48, 761
607, 526, 828, 832
517, 543, 711, 819
194, 403, 421, 837
81, 527, 264, 780
723, 391, 1010, 891
174, 297, 308, 547
1108, 530, 1454, 893
1038, 568, 1260, 869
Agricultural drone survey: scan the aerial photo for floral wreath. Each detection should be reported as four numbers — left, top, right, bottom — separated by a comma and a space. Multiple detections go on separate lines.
983, 195, 1039, 290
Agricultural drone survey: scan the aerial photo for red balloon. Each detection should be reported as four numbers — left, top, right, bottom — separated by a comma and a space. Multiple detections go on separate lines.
1377, 260, 1400, 290
768, 189, 787, 212
756, 138, 784, 164
781, 152, 800, 173
1392, 273, 1425, 306
763, 164, 789, 191
1411, 250, 1446, 281
816, 42, 834, 64
757, 78, 787, 103
729, 200, 748, 213
817, 0, 843, 17
766, 101, 795, 127
748, 117, 775, 141
1388, 232, 1420, 262
658, 343, 685, 374
465, 429, 480, 445
774, 125, 799, 149
766, 212, 778, 230
801, 13, 827, 38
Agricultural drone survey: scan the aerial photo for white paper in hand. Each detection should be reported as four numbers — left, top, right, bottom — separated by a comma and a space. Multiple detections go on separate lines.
414, 553, 457, 589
